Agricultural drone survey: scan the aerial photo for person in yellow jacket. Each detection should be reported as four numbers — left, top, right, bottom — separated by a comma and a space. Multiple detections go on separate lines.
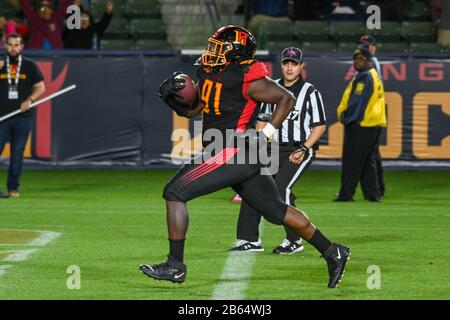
334, 44, 386, 202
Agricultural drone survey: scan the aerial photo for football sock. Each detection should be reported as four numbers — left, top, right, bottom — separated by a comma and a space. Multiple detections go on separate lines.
308, 229, 332, 254
169, 239, 185, 262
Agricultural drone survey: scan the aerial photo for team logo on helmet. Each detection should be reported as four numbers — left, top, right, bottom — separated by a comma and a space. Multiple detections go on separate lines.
201, 25, 256, 72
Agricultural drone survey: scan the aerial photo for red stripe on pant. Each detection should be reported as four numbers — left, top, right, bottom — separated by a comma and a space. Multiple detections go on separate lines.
183, 148, 240, 184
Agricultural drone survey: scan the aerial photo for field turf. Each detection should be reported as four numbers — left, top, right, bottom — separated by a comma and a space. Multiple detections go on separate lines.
0, 169, 449, 300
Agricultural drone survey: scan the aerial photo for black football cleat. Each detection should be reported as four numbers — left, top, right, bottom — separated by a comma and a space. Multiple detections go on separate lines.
323, 243, 351, 288
140, 256, 187, 284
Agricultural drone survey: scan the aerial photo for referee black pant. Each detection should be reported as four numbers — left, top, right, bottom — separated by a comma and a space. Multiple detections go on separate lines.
338, 123, 382, 201
235, 145, 315, 243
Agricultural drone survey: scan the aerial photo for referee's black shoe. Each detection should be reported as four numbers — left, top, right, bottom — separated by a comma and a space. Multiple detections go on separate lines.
0, 191, 9, 199
323, 243, 351, 288
272, 239, 304, 255
140, 255, 187, 284
229, 239, 264, 252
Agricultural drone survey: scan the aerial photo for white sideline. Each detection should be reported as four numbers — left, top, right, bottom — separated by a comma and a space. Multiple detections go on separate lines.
2, 249, 38, 262
212, 222, 265, 300
27, 231, 61, 246
0, 230, 61, 280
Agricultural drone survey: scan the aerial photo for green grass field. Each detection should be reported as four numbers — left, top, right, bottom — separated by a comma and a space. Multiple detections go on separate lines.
0, 169, 449, 300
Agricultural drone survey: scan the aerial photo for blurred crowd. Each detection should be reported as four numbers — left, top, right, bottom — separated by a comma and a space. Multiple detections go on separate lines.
235, 0, 444, 29
0, 0, 113, 49
0, 0, 445, 50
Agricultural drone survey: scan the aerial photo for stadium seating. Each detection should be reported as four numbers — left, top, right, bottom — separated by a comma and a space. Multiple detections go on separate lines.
401, 22, 437, 42
100, 39, 134, 50
409, 42, 447, 53
102, 17, 130, 40
302, 41, 337, 52
377, 42, 409, 53
363, 22, 402, 43
337, 42, 359, 52
124, 0, 162, 19
128, 18, 167, 40
134, 39, 170, 50
267, 40, 301, 52
256, 21, 295, 50
329, 21, 364, 42
404, 0, 431, 21
293, 21, 329, 42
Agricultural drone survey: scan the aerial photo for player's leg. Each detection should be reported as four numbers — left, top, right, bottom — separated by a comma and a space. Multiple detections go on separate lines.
7, 117, 32, 195
272, 147, 315, 254
140, 148, 261, 282
235, 174, 351, 288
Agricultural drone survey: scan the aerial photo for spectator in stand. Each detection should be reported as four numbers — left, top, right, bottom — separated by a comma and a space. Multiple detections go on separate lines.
324, 0, 362, 21
293, 0, 323, 20
372, 0, 405, 22
430, 0, 443, 23
63, 0, 113, 49
20, 0, 72, 49
247, 0, 291, 35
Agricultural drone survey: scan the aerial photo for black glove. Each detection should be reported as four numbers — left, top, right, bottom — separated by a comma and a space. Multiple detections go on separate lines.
157, 71, 190, 117
157, 71, 185, 100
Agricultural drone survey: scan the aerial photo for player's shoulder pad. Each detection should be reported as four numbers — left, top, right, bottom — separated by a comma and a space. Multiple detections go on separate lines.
243, 61, 269, 83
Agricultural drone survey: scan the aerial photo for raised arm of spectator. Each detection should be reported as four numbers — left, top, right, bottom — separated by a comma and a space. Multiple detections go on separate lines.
56, 0, 75, 24
20, 0, 40, 24
94, 1, 114, 35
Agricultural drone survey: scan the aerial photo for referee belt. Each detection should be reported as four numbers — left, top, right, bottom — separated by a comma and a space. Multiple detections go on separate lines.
277, 141, 318, 150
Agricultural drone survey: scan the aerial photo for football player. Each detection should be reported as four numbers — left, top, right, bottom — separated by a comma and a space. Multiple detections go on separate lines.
140, 26, 350, 288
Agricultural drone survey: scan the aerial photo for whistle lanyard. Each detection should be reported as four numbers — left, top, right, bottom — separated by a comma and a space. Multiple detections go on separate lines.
6, 55, 22, 88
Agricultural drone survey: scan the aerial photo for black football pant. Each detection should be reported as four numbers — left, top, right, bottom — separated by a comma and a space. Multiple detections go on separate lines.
235, 145, 316, 243
163, 142, 288, 226
338, 123, 382, 200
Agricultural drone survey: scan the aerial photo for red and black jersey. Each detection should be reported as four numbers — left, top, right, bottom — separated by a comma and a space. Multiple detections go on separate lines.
196, 61, 268, 147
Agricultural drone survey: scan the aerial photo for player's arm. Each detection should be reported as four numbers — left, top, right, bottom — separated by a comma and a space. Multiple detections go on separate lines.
247, 77, 296, 139
157, 72, 202, 118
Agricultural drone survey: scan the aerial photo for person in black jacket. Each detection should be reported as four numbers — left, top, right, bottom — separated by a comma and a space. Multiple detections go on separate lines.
63, 0, 113, 49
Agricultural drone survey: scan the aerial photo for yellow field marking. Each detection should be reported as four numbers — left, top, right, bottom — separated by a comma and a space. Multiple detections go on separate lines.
0, 230, 41, 245
0, 252, 11, 260
0, 229, 61, 280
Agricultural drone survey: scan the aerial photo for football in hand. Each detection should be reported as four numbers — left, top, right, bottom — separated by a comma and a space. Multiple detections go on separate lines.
173, 73, 198, 106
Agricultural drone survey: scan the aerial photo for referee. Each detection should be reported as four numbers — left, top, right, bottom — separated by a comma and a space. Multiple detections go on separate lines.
230, 47, 327, 254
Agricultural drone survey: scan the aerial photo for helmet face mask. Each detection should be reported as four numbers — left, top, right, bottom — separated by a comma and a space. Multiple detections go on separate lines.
201, 25, 257, 72
201, 37, 233, 68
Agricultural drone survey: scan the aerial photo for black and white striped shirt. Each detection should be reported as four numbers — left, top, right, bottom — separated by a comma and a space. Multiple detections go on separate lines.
260, 78, 326, 144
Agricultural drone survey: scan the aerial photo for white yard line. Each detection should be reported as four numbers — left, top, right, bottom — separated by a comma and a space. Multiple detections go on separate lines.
2, 249, 38, 262
212, 222, 265, 300
0, 229, 61, 280
27, 231, 61, 246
